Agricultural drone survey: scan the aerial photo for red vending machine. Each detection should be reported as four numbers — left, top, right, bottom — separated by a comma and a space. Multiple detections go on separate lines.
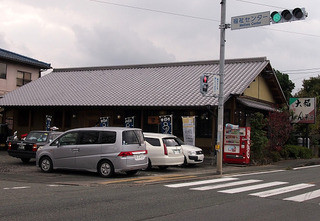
223, 124, 251, 164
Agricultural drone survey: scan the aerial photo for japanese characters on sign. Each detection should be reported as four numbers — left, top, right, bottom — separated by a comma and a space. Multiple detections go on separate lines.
289, 98, 316, 124
125, 116, 134, 128
231, 11, 270, 30
159, 115, 172, 134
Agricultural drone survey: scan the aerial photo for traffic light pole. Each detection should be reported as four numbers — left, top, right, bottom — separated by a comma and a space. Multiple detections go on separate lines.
216, 0, 228, 175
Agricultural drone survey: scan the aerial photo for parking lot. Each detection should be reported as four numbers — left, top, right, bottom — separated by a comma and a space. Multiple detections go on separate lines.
0, 150, 219, 186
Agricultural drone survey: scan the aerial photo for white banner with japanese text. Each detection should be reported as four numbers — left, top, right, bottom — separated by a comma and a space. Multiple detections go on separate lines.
182, 116, 196, 146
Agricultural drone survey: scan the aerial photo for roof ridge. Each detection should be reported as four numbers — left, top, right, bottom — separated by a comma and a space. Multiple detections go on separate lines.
53, 57, 267, 72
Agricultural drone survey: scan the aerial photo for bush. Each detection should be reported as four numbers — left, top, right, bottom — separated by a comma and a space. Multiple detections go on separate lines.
281, 145, 313, 159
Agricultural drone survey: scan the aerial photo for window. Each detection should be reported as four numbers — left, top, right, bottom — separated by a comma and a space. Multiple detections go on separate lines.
17, 71, 32, 86
25, 132, 49, 142
55, 132, 78, 146
79, 131, 99, 145
122, 130, 143, 145
0, 63, 7, 79
100, 131, 116, 144
145, 138, 160, 146
163, 138, 180, 147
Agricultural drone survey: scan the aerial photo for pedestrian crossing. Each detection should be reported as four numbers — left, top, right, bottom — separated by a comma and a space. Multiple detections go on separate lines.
165, 177, 320, 203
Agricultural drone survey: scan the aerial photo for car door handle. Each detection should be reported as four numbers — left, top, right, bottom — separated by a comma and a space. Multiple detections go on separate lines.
72, 148, 80, 152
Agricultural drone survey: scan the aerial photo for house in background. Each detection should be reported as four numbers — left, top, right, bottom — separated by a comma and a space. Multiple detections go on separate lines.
0, 48, 51, 129
0, 48, 51, 96
0, 57, 286, 152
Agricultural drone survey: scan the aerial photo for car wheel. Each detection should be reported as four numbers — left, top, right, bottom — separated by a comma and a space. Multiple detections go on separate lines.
146, 159, 152, 170
40, 156, 53, 173
98, 160, 114, 178
158, 166, 168, 170
182, 156, 188, 167
125, 170, 138, 176
21, 158, 31, 164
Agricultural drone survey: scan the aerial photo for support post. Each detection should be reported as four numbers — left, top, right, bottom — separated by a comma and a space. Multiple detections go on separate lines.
216, 0, 227, 175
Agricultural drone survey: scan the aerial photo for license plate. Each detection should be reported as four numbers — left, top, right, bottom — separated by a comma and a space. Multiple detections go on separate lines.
18, 145, 25, 150
134, 154, 145, 160
173, 150, 180, 154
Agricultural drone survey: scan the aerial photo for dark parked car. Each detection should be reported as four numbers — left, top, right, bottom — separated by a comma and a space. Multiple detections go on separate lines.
7, 131, 63, 163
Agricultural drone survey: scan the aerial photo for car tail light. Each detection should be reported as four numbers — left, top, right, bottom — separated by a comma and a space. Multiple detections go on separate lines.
32, 144, 38, 152
164, 144, 168, 155
118, 150, 147, 157
118, 151, 134, 157
8, 142, 11, 150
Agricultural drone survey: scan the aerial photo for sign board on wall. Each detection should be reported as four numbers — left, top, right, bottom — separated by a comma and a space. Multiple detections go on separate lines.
289, 98, 316, 124
182, 116, 196, 146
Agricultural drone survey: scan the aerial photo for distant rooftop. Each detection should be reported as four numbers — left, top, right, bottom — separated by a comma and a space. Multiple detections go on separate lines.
0, 48, 51, 69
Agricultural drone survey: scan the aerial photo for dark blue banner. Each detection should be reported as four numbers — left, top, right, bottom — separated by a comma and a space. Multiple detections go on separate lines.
159, 115, 172, 134
46, 115, 52, 131
125, 117, 134, 128
99, 117, 109, 127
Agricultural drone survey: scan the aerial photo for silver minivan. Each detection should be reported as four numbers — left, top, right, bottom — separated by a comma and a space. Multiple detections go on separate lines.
36, 127, 148, 177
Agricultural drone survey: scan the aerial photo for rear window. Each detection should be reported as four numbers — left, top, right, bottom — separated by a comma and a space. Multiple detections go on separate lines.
100, 131, 116, 144
25, 132, 48, 142
122, 130, 144, 145
145, 137, 161, 146
163, 138, 180, 147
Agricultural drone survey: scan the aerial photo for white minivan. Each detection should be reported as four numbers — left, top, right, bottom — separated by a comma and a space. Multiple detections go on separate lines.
143, 132, 184, 169
36, 127, 148, 177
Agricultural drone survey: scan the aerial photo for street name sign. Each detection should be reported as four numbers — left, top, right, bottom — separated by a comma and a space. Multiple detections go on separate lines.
231, 11, 270, 30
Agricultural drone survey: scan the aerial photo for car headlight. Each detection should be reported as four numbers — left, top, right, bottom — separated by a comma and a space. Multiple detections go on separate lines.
188, 150, 197, 156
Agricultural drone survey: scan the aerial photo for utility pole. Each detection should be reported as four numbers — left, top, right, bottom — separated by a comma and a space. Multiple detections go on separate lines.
217, 0, 228, 175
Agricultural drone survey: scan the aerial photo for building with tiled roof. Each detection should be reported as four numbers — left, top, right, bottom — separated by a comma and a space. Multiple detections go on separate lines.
0, 57, 286, 151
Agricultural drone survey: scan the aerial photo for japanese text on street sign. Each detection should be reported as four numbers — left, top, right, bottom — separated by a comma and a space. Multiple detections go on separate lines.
213, 74, 220, 96
289, 98, 316, 124
231, 11, 270, 30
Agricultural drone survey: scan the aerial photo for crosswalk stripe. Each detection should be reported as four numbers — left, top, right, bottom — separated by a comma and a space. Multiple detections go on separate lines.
164, 177, 239, 188
250, 183, 315, 198
218, 181, 288, 194
190, 179, 262, 191
284, 189, 320, 202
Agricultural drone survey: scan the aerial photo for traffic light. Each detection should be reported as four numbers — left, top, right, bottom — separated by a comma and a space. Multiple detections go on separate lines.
200, 73, 209, 95
271, 8, 307, 24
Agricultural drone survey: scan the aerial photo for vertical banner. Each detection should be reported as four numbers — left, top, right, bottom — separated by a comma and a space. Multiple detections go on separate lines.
159, 115, 172, 134
46, 115, 52, 131
99, 117, 109, 127
125, 116, 135, 128
182, 116, 196, 146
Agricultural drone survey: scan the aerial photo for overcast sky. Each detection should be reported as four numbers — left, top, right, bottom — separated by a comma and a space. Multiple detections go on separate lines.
0, 0, 319, 93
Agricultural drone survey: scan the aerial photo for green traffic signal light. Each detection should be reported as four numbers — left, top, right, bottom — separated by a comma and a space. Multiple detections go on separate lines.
271, 11, 281, 23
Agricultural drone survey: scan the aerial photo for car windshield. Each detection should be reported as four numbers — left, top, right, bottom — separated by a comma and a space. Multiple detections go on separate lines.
25, 132, 48, 142
163, 137, 180, 146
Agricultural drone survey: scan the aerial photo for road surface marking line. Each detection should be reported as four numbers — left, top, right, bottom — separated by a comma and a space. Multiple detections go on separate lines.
135, 175, 196, 183
284, 189, 320, 202
165, 177, 239, 188
227, 170, 285, 177
293, 165, 320, 170
219, 181, 288, 194
250, 183, 315, 198
3, 186, 31, 190
99, 174, 194, 185
190, 179, 262, 191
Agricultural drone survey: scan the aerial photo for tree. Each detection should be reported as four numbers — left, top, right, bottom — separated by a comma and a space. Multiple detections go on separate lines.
274, 69, 295, 102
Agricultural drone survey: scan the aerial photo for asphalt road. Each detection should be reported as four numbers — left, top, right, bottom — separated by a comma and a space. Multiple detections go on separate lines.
2, 151, 320, 220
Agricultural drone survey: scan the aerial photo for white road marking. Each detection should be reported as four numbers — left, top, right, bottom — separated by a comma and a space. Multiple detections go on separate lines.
284, 189, 320, 202
165, 177, 239, 188
191, 179, 262, 191
227, 170, 285, 177
250, 183, 315, 198
293, 165, 320, 170
3, 186, 31, 190
219, 181, 288, 194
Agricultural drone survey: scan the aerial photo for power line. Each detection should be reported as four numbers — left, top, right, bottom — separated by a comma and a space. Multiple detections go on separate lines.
282, 67, 320, 72
89, 0, 219, 22
89, 0, 320, 38
234, 0, 284, 10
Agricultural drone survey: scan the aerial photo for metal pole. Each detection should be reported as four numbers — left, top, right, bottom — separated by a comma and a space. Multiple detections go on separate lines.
217, 0, 227, 175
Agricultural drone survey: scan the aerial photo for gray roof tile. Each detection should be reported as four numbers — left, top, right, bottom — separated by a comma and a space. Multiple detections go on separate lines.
0, 57, 274, 107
